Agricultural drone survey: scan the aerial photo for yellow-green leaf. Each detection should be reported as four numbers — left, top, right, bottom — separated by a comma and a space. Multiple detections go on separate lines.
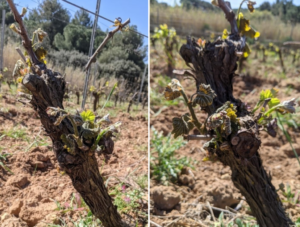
80, 110, 95, 123
243, 43, 251, 58
222, 29, 228, 39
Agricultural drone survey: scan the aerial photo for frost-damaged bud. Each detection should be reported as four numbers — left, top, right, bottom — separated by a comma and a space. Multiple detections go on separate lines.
97, 114, 111, 124
192, 84, 216, 107
211, 0, 218, 6
277, 98, 296, 114
164, 79, 182, 100
35, 28, 48, 43
247, 1, 256, 13
46, 107, 60, 116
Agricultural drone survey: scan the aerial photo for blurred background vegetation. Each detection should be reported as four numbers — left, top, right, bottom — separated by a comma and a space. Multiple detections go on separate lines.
150, 0, 300, 43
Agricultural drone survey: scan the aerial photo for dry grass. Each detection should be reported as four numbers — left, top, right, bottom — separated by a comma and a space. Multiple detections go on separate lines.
1, 41, 119, 90
150, 5, 300, 43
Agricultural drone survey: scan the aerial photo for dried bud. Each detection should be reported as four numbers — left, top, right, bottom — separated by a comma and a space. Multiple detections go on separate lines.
211, 0, 219, 7
35, 28, 48, 42
164, 79, 182, 101
247, 1, 256, 13
277, 98, 296, 114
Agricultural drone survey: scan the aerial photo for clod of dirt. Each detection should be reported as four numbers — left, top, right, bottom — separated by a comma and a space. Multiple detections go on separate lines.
262, 138, 281, 147
9, 199, 23, 216
35, 212, 61, 226
5, 174, 30, 188
204, 182, 240, 209
19, 202, 57, 227
151, 186, 181, 210
1, 216, 28, 227
280, 143, 300, 157
179, 174, 195, 187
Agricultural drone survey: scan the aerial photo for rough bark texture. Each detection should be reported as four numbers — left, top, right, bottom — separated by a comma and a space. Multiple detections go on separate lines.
177, 1, 293, 226
23, 72, 124, 227
7, 1, 124, 226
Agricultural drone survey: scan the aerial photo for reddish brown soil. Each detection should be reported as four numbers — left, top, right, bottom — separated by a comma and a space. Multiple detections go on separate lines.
0, 93, 148, 227
150, 57, 300, 226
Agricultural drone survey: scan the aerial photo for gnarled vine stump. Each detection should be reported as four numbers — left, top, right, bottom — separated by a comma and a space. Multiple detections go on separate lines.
7, 1, 124, 226
177, 1, 293, 226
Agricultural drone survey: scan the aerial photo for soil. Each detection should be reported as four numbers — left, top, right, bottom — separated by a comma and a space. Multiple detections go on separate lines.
0, 90, 148, 227
150, 54, 300, 226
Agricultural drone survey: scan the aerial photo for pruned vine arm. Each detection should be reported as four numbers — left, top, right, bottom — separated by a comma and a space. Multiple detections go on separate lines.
85, 18, 131, 71
6, 0, 45, 69
217, 0, 238, 34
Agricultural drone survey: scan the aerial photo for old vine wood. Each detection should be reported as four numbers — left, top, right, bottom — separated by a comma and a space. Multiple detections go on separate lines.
174, 0, 293, 226
7, 1, 125, 226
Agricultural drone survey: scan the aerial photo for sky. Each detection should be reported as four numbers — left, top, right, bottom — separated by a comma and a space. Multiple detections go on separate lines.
157, 0, 300, 8
14, 0, 149, 45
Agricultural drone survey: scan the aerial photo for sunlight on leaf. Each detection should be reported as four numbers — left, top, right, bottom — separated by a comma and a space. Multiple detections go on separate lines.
222, 29, 228, 39
81, 110, 95, 123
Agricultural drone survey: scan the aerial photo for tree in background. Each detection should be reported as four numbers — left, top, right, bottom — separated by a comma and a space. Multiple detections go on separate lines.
0, 1, 15, 25
260, 0, 300, 39
259, 1, 272, 11
27, 0, 70, 46
53, 24, 106, 54
180, 0, 217, 11
72, 9, 92, 27
97, 25, 146, 85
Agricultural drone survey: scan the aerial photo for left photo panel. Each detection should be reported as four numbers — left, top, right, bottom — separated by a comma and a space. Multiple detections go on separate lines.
0, 0, 149, 227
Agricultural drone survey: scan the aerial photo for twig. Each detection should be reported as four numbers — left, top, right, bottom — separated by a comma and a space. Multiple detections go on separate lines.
85, 19, 130, 71
15, 47, 35, 72
184, 135, 213, 141
150, 220, 162, 227
7, 0, 44, 69
206, 201, 216, 222
283, 41, 300, 46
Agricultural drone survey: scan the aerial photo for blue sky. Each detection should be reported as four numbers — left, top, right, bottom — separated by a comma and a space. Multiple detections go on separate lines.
15, 0, 149, 45
157, 0, 300, 8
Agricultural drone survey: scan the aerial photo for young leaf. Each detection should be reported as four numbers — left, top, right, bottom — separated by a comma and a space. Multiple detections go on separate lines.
35, 47, 47, 64
243, 43, 251, 58
192, 84, 217, 107
237, 13, 260, 39
80, 110, 96, 123
222, 29, 228, 39
268, 98, 280, 108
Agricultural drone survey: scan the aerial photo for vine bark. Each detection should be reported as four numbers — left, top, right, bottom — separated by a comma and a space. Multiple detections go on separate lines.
7, 1, 124, 226
177, 0, 293, 226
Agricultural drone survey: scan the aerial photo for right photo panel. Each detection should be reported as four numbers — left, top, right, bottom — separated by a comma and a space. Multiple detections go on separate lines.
149, 0, 300, 226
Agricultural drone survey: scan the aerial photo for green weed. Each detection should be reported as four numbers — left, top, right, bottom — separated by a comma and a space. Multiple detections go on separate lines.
135, 175, 148, 190
150, 128, 194, 183
1, 127, 28, 141
110, 183, 146, 217
0, 151, 13, 174
216, 212, 258, 227
279, 183, 300, 205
